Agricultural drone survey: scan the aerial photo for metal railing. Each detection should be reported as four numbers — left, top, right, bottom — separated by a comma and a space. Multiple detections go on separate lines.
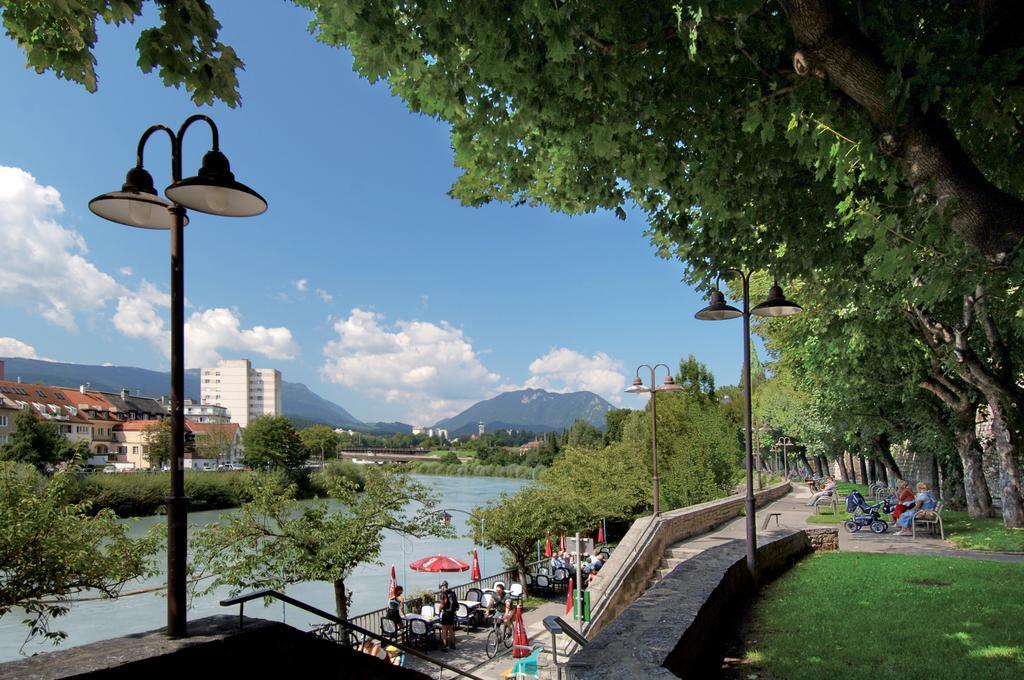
220, 588, 484, 680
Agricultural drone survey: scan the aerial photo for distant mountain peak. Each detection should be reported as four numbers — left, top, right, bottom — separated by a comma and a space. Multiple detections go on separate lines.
434, 387, 613, 436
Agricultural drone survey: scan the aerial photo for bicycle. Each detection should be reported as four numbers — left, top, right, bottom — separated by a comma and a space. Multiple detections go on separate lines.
484, 610, 513, 658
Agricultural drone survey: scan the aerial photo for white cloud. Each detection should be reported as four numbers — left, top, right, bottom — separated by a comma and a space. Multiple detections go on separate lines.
321, 308, 500, 423
119, 266, 133, 277
294, 279, 309, 292
0, 166, 119, 331
316, 288, 333, 303
520, 348, 626, 404
0, 337, 42, 360
186, 308, 299, 367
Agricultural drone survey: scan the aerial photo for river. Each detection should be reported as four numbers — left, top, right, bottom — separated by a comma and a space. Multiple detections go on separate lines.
0, 474, 531, 662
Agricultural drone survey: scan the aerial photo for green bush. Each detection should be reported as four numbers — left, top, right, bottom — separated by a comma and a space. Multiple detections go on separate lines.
405, 461, 540, 479
309, 460, 366, 495
73, 471, 255, 517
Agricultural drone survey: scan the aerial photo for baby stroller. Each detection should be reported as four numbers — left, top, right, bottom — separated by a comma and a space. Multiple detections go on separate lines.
843, 490, 891, 534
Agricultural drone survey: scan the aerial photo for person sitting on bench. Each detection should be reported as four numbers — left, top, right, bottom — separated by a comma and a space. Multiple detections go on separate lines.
807, 476, 836, 506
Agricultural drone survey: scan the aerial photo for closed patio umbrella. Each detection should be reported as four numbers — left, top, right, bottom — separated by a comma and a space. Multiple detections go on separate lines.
512, 604, 530, 658
471, 548, 481, 581
544, 532, 552, 558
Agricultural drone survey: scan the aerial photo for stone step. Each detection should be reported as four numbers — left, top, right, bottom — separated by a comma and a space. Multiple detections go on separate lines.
666, 545, 704, 560
658, 557, 685, 570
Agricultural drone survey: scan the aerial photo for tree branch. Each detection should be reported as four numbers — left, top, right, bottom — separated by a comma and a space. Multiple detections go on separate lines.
779, 0, 1024, 262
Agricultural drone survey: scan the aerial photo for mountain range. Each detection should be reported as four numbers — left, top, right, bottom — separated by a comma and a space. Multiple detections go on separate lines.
0, 359, 616, 435
0, 357, 361, 427
434, 388, 614, 437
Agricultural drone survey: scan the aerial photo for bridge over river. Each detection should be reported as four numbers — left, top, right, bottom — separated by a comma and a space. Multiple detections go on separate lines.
337, 447, 440, 463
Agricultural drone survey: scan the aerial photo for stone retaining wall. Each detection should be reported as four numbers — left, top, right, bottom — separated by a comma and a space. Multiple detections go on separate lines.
567, 528, 838, 679
584, 480, 791, 638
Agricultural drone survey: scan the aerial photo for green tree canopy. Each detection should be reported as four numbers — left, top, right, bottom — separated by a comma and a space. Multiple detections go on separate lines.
190, 465, 450, 620
0, 412, 67, 470
299, 424, 339, 465
241, 415, 306, 470
0, 462, 159, 645
565, 419, 604, 449
142, 419, 171, 469
541, 442, 651, 520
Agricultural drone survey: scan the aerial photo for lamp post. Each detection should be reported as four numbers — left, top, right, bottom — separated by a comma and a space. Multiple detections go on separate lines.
695, 271, 802, 581
775, 436, 793, 479
441, 508, 484, 575
89, 115, 266, 637
624, 364, 683, 516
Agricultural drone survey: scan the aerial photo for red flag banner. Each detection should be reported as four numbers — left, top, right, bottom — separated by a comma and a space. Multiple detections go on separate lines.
565, 576, 575, 615
471, 548, 481, 581
544, 532, 553, 558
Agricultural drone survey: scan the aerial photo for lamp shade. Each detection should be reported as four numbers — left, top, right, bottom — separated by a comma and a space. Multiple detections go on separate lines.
88, 166, 184, 229
694, 289, 742, 321
165, 150, 267, 217
624, 376, 649, 393
751, 284, 803, 317
658, 375, 683, 392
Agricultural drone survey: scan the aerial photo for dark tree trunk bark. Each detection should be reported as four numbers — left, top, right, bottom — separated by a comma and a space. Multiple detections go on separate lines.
780, 0, 1024, 262
812, 455, 822, 477
847, 451, 857, 483
836, 454, 850, 482
858, 455, 869, 484
867, 458, 877, 484
954, 412, 995, 517
941, 451, 967, 511
878, 461, 889, 486
929, 455, 941, 497
799, 451, 813, 476
516, 560, 528, 590
988, 397, 1024, 528
875, 433, 903, 480
334, 578, 349, 641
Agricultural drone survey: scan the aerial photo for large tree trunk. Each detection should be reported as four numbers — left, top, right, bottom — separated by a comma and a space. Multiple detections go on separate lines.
836, 454, 850, 482
847, 451, 857, 483
875, 433, 903, 480
812, 455, 822, 477
929, 455, 941, 497
858, 455, 869, 484
798, 452, 812, 477
334, 578, 349, 621
867, 458, 877, 484
780, 0, 1024, 262
988, 397, 1024, 528
953, 413, 995, 517
878, 461, 889, 487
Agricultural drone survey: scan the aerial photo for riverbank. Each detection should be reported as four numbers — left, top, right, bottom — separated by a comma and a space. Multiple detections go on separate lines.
70, 462, 366, 517
403, 461, 541, 479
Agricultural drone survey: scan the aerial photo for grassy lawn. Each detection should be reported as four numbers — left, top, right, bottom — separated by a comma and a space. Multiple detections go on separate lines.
942, 511, 1024, 552
740, 552, 1024, 679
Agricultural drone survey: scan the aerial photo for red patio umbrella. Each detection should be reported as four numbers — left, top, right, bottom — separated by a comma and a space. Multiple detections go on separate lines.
544, 532, 553, 558
559, 533, 567, 553
388, 563, 397, 600
565, 576, 574, 615
471, 548, 481, 581
511, 604, 530, 658
597, 519, 605, 544
409, 554, 470, 573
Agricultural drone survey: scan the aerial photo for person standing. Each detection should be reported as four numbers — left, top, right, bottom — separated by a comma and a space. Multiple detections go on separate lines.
438, 580, 458, 651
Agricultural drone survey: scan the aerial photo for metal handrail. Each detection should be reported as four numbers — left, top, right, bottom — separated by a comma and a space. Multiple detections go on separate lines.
542, 615, 589, 648
220, 589, 484, 680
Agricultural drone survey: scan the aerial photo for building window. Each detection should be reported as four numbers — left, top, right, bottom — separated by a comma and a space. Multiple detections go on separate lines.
132, 446, 139, 454
0, 415, 6, 427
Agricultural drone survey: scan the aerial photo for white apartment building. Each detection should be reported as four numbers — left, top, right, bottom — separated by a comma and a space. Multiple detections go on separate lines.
200, 359, 282, 427
184, 399, 230, 424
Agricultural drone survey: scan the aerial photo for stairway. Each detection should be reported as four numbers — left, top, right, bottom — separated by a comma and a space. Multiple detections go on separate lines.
647, 542, 704, 589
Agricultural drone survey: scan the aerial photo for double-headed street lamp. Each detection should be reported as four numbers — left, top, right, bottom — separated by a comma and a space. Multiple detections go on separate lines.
89, 115, 266, 637
695, 271, 802, 581
440, 508, 485, 575
774, 436, 794, 479
624, 364, 682, 516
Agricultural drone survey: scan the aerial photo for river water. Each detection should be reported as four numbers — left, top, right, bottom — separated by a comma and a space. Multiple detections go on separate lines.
0, 474, 530, 662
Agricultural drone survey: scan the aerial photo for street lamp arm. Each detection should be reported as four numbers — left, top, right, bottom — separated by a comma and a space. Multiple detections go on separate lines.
174, 114, 221, 180
135, 125, 175, 171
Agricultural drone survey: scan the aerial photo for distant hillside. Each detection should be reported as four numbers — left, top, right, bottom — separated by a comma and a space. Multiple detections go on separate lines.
434, 388, 614, 437
0, 357, 362, 427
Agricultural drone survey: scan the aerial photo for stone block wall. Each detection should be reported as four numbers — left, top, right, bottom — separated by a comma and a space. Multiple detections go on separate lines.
584, 481, 791, 638
567, 528, 837, 679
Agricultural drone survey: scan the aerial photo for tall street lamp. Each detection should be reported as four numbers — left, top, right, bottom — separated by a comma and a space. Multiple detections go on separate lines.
624, 364, 682, 516
89, 115, 266, 637
695, 272, 802, 581
775, 436, 794, 479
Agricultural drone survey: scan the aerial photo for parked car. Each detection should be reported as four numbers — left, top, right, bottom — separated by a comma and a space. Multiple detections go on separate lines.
217, 462, 246, 471
102, 465, 118, 474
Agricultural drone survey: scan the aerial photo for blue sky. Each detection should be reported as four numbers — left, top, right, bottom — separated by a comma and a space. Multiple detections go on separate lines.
0, 2, 754, 424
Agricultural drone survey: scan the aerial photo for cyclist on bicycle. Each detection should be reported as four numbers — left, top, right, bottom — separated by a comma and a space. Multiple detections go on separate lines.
485, 583, 512, 632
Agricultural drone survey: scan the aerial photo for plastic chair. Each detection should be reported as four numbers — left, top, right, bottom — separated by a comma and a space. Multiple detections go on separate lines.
509, 583, 524, 599
506, 644, 543, 679
407, 618, 434, 647
420, 604, 436, 618
380, 617, 403, 643
493, 580, 506, 591
456, 602, 474, 630
465, 587, 483, 603
532, 573, 552, 596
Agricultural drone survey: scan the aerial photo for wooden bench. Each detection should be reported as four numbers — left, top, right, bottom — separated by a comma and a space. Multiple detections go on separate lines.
761, 512, 782, 530
912, 502, 945, 540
